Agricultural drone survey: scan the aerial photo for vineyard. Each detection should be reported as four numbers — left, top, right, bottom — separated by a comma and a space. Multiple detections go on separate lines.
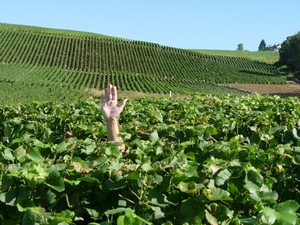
0, 23, 286, 104
1, 22, 300, 224
1, 95, 300, 224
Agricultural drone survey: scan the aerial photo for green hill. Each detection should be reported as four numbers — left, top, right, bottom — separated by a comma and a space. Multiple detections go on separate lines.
0, 23, 285, 104
192, 49, 279, 64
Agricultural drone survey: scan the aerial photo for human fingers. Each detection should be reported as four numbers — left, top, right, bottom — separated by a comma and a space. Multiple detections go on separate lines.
111, 85, 117, 101
105, 84, 112, 102
101, 94, 106, 107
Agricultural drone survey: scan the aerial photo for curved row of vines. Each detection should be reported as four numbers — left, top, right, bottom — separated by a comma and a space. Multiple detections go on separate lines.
0, 24, 285, 99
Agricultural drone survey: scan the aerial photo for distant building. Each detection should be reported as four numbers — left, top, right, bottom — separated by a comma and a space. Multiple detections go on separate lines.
265, 43, 281, 51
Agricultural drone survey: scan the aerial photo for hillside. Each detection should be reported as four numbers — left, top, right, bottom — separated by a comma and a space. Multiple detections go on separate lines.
0, 23, 285, 104
193, 49, 279, 64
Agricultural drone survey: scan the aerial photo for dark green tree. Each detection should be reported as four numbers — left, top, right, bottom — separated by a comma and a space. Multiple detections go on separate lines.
237, 43, 243, 51
276, 31, 300, 76
258, 39, 266, 51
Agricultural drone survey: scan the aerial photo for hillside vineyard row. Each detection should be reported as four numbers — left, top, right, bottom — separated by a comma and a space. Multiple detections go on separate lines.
0, 24, 285, 101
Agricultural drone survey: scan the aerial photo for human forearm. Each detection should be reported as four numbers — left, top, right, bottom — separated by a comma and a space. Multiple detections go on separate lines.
106, 118, 125, 152
101, 85, 127, 152
106, 117, 122, 142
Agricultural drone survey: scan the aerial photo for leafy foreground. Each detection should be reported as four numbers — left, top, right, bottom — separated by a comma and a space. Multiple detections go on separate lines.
1, 94, 300, 224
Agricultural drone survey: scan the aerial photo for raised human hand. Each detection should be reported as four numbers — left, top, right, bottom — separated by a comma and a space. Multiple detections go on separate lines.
101, 84, 127, 121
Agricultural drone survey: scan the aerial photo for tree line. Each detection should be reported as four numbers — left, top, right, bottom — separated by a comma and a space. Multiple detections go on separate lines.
259, 32, 300, 77
276, 32, 300, 76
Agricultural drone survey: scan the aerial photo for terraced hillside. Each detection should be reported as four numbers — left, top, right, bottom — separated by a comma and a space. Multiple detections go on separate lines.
0, 23, 285, 103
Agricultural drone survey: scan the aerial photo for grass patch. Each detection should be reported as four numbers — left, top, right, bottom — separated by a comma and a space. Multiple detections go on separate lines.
191, 49, 279, 64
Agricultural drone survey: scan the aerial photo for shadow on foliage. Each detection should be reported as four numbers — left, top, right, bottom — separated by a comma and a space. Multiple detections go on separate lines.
239, 69, 280, 77
263, 93, 300, 98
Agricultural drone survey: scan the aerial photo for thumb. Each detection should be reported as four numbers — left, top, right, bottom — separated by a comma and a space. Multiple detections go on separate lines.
118, 99, 127, 111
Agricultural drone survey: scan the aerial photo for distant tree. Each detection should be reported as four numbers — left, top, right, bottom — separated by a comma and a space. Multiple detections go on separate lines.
237, 43, 243, 51
258, 39, 266, 51
276, 31, 300, 76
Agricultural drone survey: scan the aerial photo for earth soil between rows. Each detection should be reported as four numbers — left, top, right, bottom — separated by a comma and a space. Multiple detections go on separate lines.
221, 81, 300, 98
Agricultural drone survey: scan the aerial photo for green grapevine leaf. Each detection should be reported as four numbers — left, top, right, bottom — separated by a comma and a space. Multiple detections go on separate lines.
261, 200, 299, 225
149, 130, 159, 142
151, 206, 165, 219
274, 200, 300, 225
2, 148, 15, 161
0, 187, 17, 206
27, 147, 44, 162
141, 163, 152, 172
205, 210, 218, 225
14, 146, 27, 162
147, 187, 175, 207
1, 174, 14, 191
22, 207, 47, 225
45, 167, 65, 192
246, 169, 263, 188
215, 169, 231, 186
206, 188, 232, 201
261, 207, 276, 224
55, 141, 70, 153
49, 210, 75, 224
32, 139, 46, 148
155, 112, 163, 123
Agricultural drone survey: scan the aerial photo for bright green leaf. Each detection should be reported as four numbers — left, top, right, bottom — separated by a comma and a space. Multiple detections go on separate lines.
149, 130, 159, 142
2, 148, 15, 161
141, 163, 152, 172
261, 207, 276, 224
32, 139, 46, 148
55, 141, 70, 153
215, 169, 231, 186
14, 146, 27, 162
27, 147, 44, 162
205, 210, 218, 225
151, 206, 165, 219
206, 188, 232, 201
155, 112, 163, 123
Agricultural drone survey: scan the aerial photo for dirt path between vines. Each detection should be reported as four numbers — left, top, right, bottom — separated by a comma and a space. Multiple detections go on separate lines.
221, 79, 300, 98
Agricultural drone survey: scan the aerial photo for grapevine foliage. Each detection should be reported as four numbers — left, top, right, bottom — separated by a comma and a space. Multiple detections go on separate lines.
1, 95, 300, 224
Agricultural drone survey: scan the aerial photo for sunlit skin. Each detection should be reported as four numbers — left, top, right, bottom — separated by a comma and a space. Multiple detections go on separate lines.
101, 84, 127, 121
101, 84, 127, 151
